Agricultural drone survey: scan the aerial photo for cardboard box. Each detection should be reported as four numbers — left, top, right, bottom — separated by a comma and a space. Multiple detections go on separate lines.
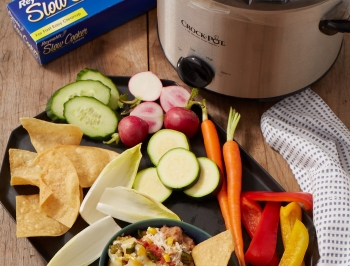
7, 0, 157, 65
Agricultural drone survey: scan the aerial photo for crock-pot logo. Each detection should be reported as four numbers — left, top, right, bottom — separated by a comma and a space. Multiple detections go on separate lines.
181, 20, 225, 46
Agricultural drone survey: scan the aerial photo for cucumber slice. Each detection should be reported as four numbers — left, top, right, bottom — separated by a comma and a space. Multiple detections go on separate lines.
76, 68, 120, 110
157, 148, 199, 190
147, 129, 190, 166
133, 167, 172, 202
46, 80, 111, 122
64, 96, 118, 141
184, 157, 222, 200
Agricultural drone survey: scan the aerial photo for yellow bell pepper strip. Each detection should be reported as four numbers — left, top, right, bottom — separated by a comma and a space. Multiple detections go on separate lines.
244, 201, 281, 266
280, 202, 302, 247
280, 202, 305, 266
279, 219, 309, 266
241, 197, 280, 266
241, 191, 313, 211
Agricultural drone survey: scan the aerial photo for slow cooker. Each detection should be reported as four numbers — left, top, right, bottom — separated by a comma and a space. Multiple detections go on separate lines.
157, 0, 350, 99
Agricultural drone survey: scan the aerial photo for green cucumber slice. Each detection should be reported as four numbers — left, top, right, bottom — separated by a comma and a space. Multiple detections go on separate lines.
46, 80, 111, 122
157, 148, 199, 190
147, 129, 189, 166
132, 167, 172, 202
184, 157, 222, 200
63, 96, 118, 141
76, 68, 120, 110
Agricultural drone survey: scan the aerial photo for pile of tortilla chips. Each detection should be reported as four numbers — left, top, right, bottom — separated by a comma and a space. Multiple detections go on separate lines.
10, 118, 119, 238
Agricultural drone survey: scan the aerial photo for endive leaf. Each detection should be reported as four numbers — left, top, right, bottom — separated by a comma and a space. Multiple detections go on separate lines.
47, 216, 121, 266
80, 144, 142, 225
97, 186, 181, 223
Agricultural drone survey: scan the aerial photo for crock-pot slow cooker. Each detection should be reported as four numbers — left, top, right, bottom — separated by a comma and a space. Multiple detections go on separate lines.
157, 0, 350, 98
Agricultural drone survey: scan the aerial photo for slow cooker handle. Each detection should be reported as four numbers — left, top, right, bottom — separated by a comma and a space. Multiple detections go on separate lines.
320, 20, 350, 35
319, 1, 350, 35
176, 56, 214, 88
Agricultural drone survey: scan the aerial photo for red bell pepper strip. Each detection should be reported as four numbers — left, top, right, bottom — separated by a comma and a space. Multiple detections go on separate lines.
241, 191, 313, 210
244, 201, 281, 266
267, 253, 280, 266
241, 197, 280, 266
240, 196, 262, 238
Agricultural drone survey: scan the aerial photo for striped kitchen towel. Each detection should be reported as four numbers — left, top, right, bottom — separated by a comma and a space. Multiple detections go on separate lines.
261, 88, 350, 265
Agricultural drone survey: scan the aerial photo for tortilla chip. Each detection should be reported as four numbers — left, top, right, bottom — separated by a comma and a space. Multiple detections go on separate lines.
20, 117, 83, 154
34, 149, 81, 228
9, 149, 41, 187
16, 194, 69, 237
50, 145, 119, 187
192, 230, 234, 266
39, 179, 53, 206
79, 186, 84, 203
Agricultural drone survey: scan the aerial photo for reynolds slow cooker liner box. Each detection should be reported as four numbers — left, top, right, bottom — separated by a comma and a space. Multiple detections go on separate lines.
7, 0, 156, 65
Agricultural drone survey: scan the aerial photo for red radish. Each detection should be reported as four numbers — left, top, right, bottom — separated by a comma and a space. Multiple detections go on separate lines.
160, 85, 191, 112
130, 102, 164, 134
117, 116, 149, 147
163, 89, 200, 138
128, 71, 163, 102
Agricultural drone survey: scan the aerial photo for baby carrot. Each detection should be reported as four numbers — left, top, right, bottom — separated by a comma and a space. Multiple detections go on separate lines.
223, 107, 245, 266
200, 99, 232, 230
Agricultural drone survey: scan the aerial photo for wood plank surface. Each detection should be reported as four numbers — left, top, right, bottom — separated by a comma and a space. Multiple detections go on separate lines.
1, 3, 350, 266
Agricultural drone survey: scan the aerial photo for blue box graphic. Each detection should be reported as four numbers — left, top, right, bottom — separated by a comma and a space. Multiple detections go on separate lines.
7, 0, 157, 64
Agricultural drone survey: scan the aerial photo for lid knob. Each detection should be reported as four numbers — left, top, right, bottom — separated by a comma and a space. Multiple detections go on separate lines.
176, 56, 214, 88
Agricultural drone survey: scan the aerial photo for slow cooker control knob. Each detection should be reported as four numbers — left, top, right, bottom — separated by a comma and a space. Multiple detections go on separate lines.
176, 56, 214, 88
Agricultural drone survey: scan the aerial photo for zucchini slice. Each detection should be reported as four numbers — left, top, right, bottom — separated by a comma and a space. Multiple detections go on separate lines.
64, 96, 118, 141
46, 80, 111, 122
147, 129, 189, 166
76, 68, 120, 110
184, 157, 222, 200
157, 148, 199, 190
133, 167, 172, 202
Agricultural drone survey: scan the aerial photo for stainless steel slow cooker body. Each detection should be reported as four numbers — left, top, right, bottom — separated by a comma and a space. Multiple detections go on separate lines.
157, 0, 345, 99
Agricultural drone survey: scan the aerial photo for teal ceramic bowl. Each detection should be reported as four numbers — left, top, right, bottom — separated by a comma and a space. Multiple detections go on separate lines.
98, 218, 211, 266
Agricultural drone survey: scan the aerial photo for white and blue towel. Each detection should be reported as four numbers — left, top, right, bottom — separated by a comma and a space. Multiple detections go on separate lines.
261, 88, 350, 265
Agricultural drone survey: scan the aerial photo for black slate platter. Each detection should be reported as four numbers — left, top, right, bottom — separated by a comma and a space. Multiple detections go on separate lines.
0, 76, 317, 265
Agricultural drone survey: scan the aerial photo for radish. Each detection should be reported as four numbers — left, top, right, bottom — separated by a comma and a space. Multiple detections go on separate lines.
120, 72, 163, 108
118, 116, 149, 147
160, 85, 191, 112
104, 116, 149, 147
163, 88, 200, 139
130, 102, 164, 134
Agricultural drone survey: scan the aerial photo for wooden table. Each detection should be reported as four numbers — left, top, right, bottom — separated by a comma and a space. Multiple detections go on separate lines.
1, 4, 349, 265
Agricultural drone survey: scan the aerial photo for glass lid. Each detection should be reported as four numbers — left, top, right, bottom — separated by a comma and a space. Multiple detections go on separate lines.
211, 0, 334, 11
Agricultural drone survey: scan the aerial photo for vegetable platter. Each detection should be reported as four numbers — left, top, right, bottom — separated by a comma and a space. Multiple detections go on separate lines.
0, 76, 317, 265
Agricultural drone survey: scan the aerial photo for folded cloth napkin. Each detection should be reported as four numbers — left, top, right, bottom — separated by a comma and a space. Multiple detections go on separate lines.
260, 88, 350, 266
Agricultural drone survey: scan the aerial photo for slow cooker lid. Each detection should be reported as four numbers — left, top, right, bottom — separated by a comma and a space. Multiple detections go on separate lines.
211, 0, 335, 11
